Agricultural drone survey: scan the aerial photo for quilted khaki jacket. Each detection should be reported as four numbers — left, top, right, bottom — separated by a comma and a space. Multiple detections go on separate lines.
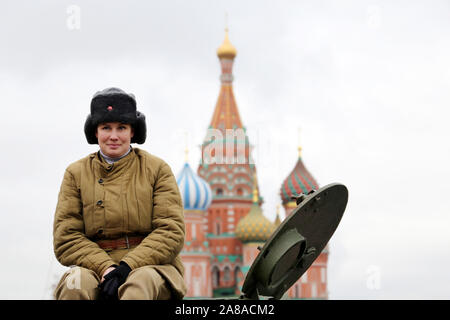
53, 147, 186, 298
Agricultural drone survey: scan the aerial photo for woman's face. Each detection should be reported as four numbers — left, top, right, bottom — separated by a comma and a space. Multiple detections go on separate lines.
96, 122, 134, 158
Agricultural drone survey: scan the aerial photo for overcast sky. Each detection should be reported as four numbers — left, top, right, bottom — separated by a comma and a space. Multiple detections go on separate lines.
1, 0, 449, 299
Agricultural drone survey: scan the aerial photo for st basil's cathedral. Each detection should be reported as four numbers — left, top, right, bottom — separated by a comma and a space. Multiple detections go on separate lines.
176, 30, 328, 299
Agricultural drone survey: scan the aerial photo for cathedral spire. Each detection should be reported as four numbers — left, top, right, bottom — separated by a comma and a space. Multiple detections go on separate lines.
209, 29, 243, 131
199, 29, 256, 206
298, 128, 302, 158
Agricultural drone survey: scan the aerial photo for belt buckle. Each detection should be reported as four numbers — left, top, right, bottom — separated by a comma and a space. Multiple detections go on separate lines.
125, 234, 130, 249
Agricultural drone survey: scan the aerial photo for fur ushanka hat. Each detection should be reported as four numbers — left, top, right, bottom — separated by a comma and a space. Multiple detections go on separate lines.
84, 87, 147, 144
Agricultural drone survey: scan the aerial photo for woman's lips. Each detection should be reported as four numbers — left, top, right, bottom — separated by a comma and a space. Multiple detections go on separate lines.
107, 144, 121, 149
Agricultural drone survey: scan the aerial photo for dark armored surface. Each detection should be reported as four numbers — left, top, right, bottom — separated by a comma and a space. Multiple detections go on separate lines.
241, 183, 348, 299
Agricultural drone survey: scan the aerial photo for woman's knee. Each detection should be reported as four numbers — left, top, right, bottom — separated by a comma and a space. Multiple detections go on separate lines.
54, 266, 100, 300
119, 266, 171, 300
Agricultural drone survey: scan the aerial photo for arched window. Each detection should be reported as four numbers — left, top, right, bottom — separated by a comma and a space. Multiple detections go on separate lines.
215, 222, 221, 235
223, 266, 231, 282
216, 188, 223, 196
237, 188, 243, 196
212, 266, 220, 287
191, 223, 196, 240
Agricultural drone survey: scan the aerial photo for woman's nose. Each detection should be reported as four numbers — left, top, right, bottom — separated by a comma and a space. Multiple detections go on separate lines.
109, 130, 119, 140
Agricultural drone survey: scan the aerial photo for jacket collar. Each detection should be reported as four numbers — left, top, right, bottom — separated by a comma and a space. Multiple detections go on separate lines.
91, 147, 136, 177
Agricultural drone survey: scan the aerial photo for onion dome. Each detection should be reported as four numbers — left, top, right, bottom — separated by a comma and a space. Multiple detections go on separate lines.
176, 162, 212, 211
217, 29, 237, 59
236, 185, 275, 243
280, 146, 319, 205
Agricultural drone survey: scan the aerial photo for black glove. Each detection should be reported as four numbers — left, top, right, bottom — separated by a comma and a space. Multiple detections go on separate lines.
98, 262, 132, 300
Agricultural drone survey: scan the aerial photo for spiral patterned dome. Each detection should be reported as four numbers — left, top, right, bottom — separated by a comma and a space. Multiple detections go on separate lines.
280, 147, 319, 205
176, 162, 212, 211
236, 190, 275, 243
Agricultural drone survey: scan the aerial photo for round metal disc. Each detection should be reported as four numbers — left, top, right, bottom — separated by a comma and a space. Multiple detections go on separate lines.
241, 183, 348, 299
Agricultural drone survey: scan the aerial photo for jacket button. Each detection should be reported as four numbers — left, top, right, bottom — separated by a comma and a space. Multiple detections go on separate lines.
98, 178, 104, 184
97, 200, 103, 206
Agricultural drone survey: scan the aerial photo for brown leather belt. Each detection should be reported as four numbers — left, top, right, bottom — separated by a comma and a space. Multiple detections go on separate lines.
96, 235, 145, 251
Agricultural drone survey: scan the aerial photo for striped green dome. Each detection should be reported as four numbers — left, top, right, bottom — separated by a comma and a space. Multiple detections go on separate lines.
280, 152, 319, 205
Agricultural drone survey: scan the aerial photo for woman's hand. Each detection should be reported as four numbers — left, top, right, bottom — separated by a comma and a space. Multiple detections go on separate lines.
101, 266, 116, 283
98, 262, 132, 300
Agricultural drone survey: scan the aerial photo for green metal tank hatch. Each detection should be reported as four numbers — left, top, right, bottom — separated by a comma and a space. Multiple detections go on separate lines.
240, 183, 348, 299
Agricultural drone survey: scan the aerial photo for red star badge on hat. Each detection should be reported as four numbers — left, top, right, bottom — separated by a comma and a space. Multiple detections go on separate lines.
107, 106, 113, 111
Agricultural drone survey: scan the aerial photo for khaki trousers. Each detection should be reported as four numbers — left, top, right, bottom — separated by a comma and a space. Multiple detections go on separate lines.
54, 265, 172, 300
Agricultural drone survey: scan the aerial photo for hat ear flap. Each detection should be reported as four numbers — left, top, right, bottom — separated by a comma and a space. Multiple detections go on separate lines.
131, 111, 147, 144
84, 114, 98, 144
